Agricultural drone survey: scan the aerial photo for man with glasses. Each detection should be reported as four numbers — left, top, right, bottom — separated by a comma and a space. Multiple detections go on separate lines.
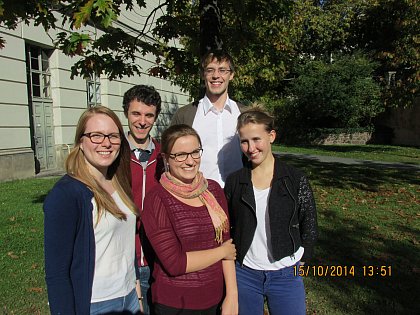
123, 84, 163, 315
171, 50, 244, 187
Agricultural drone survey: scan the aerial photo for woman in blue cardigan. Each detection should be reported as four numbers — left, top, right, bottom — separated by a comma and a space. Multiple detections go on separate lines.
44, 106, 141, 314
224, 108, 318, 315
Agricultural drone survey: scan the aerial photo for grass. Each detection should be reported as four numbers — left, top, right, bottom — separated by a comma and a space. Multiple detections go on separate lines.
0, 145, 419, 314
0, 177, 55, 314
280, 154, 419, 314
272, 144, 420, 165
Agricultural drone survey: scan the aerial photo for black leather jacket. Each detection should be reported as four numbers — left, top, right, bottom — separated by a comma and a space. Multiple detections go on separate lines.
224, 156, 318, 264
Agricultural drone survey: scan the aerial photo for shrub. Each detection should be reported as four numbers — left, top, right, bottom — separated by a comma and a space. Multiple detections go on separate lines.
275, 52, 383, 143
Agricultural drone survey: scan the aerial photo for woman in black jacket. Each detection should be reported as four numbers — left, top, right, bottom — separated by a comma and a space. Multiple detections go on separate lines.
224, 108, 318, 315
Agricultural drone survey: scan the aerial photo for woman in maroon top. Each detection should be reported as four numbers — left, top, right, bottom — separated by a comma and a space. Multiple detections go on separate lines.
142, 124, 238, 315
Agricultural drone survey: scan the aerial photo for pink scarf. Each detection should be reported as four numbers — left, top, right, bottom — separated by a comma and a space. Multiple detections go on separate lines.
160, 171, 228, 244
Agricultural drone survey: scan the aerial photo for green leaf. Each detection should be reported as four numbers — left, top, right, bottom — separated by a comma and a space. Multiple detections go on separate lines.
93, 0, 117, 27
73, 0, 94, 29
0, 0, 4, 17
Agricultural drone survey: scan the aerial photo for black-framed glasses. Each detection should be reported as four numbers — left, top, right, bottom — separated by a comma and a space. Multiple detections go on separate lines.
204, 68, 232, 76
82, 132, 122, 145
169, 148, 203, 162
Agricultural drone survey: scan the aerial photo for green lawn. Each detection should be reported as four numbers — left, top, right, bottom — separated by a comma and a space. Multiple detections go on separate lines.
0, 177, 55, 314
0, 146, 419, 314
281, 154, 419, 314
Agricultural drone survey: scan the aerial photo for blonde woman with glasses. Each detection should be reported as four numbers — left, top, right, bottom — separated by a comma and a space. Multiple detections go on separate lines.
44, 106, 141, 314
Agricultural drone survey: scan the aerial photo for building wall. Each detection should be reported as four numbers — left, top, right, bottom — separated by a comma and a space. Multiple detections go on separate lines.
374, 97, 420, 147
0, 30, 35, 180
0, 9, 190, 182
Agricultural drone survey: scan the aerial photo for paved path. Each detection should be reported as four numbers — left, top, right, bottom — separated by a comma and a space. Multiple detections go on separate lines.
37, 152, 419, 179
275, 152, 420, 171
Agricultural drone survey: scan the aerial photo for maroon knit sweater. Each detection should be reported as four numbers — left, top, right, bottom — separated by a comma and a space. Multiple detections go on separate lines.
130, 139, 163, 267
142, 179, 230, 310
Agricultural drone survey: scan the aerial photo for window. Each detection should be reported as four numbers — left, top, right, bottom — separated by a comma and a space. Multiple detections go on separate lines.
386, 71, 397, 87
26, 45, 52, 99
87, 74, 101, 107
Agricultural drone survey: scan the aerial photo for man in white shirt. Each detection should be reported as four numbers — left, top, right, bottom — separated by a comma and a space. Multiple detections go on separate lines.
170, 50, 245, 187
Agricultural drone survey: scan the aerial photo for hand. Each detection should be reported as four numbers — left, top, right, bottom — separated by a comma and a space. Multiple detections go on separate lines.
135, 279, 144, 313
221, 239, 236, 260
221, 293, 238, 315
139, 297, 144, 314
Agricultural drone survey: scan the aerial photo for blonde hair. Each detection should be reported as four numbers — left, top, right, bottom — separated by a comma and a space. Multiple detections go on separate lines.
237, 105, 275, 133
66, 106, 138, 222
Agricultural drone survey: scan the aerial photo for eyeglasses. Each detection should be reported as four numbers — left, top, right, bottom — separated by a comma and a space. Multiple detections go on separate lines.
204, 68, 232, 76
169, 148, 203, 162
82, 132, 122, 145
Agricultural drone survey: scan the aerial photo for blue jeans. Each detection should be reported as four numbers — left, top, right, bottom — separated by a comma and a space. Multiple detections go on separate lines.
235, 263, 305, 315
139, 266, 152, 315
90, 288, 141, 315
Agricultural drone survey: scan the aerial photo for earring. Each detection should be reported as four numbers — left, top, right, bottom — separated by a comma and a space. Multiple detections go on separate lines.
163, 159, 170, 172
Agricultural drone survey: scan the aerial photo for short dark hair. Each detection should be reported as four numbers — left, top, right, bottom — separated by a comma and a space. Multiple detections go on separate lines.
122, 85, 161, 117
201, 50, 235, 73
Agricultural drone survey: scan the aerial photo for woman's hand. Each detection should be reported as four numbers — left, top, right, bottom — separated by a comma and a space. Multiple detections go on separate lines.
221, 293, 238, 315
135, 280, 144, 314
221, 239, 236, 260
185, 239, 236, 272
138, 297, 144, 314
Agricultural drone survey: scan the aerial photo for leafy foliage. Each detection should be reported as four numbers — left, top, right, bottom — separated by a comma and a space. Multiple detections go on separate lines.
348, 0, 420, 107
0, 0, 153, 79
0, 0, 418, 106
275, 52, 382, 142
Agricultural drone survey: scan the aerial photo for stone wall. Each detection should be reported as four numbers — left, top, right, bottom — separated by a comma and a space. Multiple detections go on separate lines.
0, 149, 35, 181
311, 132, 372, 145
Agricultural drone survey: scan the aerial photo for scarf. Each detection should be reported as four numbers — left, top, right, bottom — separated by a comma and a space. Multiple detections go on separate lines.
160, 171, 228, 244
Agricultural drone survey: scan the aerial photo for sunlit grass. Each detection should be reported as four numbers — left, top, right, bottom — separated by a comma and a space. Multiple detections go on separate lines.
0, 177, 56, 314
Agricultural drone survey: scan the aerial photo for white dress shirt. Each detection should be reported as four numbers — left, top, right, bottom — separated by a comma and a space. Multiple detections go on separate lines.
192, 95, 243, 187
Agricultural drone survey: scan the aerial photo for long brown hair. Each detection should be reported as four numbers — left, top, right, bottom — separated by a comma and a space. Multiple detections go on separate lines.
66, 106, 137, 221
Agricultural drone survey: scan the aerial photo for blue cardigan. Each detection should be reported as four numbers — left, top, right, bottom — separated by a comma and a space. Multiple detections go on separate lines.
44, 175, 95, 314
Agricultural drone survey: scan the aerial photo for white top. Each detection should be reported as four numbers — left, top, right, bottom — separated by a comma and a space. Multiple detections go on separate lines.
192, 95, 243, 187
91, 192, 137, 302
243, 186, 304, 270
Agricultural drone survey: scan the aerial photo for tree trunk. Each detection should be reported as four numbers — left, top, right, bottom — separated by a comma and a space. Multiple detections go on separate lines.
200, 0, 223, 56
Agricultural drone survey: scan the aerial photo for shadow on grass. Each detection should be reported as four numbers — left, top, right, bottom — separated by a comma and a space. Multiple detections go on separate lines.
278, 155, 419, 314
305, 214, 419, 314
283, 144, 420, 163
32, 194, 48, 204
279, 155, 419, 190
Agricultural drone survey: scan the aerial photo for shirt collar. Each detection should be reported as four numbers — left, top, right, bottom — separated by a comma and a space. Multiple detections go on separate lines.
126, 132, 155, 153
202, 95, 233, 115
